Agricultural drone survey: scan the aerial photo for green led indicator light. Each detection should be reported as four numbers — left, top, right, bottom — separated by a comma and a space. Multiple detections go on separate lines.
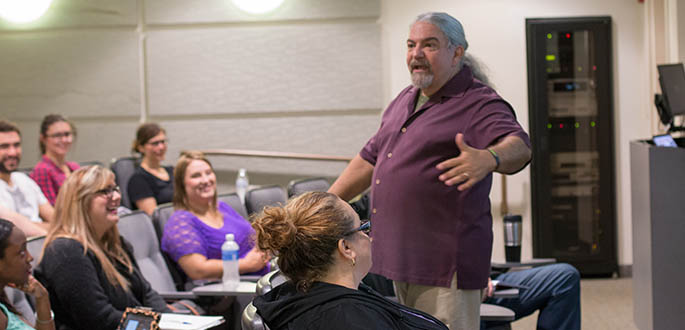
590, 121, 596, 127
575, 122, 580, 128
546, 55, 556, 61
547, 123, 552, 129
547, 33, 552, 39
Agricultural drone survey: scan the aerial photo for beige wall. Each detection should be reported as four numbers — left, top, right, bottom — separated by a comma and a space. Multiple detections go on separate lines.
1, 0, 655, 269
0, 0, 383, 189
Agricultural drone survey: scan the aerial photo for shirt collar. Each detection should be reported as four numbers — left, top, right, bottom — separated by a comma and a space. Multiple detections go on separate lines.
41, 154, 59, 169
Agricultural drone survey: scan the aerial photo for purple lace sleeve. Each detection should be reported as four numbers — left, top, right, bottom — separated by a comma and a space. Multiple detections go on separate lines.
161, 210, 207, 262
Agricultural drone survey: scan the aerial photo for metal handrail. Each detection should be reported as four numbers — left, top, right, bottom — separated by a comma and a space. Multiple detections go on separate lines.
195, 149, 353, 162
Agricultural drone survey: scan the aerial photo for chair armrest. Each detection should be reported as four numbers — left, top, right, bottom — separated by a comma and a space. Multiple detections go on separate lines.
480, 303, 515, 322
241, 275, 261, 282
158, 291, 197, 300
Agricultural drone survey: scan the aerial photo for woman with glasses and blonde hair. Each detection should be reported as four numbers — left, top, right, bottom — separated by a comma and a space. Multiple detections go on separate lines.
30, 114, 79, 206
35, 166, 168, 330
252, 191, 448, 330
128, 123, 173, 215
161, 151, 269, 283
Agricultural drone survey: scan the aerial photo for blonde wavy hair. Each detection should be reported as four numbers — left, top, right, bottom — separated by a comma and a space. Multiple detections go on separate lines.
44, 165, 133, 290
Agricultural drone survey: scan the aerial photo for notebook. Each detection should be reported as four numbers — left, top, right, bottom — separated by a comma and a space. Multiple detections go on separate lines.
158, 313, 224, 330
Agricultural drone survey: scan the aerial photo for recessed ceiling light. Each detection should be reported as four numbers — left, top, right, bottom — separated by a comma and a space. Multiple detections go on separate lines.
0, 0, 53, 24
232, 0, 285, 14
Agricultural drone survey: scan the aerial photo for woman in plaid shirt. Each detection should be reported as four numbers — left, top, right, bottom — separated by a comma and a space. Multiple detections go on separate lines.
29, 115, 79, 205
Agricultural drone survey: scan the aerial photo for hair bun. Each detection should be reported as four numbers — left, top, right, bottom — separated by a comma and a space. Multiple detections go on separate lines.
252, 206, 297, 253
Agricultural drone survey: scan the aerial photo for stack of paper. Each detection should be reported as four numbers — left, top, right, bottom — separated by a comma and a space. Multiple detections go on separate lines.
159, 313, 224, 330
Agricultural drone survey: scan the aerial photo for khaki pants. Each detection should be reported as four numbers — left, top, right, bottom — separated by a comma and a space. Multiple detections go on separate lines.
394, 273, 480, 330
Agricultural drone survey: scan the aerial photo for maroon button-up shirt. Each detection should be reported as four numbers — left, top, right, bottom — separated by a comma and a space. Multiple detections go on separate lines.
360, 65, 530, 289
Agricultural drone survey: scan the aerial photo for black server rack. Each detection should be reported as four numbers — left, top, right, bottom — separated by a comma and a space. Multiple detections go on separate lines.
526, 17, 617, 276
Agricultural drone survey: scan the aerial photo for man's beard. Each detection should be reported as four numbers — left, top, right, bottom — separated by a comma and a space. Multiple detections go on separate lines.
409, 59, 434, 90
411, 72, 434, 90
0, 156, 19, 174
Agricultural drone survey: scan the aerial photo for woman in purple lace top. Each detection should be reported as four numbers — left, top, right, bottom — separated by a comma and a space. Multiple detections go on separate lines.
161, 151, 270, 280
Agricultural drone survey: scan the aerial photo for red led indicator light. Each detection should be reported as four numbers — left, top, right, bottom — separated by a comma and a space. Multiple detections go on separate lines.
559, 124, 564, 128
566, 33, 571, 39
593, 65, 597, 71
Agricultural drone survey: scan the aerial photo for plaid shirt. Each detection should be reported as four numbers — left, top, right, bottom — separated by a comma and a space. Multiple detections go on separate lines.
29, 155, 80, 205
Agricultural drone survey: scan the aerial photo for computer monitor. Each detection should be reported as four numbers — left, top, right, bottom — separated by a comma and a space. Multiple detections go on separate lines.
657, 64, 685, 119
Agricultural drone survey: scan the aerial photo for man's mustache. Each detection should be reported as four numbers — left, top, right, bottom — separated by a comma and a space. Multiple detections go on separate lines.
410, 60, 431, 70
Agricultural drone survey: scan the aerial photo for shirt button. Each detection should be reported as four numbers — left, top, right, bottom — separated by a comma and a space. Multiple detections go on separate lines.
375, 179, 380, 184
372, 208, 377, 214
401, 127, 407, 133
387, 152, 392, 158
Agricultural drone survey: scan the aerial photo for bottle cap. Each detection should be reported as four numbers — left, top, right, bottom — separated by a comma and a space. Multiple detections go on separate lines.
225, 233, 234, 241
238, 168, 246, 176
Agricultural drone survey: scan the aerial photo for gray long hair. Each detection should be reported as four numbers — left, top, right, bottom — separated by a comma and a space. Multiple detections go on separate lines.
413, 12, 492, 87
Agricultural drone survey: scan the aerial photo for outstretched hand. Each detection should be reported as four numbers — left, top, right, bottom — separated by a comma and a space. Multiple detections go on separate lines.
436, 133, 498, 191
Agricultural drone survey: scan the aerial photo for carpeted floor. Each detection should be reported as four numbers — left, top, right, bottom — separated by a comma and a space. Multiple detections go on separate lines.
511, 277, 638, 330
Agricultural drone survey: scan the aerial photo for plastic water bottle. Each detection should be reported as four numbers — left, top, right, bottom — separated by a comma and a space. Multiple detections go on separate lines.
235, 168, 249, 205
222, 234, 240, 290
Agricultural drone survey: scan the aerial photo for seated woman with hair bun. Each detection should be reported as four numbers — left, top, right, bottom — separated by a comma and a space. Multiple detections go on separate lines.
251, 191, 448, 330
30, 114, 79, 206
127, 123, 173, 215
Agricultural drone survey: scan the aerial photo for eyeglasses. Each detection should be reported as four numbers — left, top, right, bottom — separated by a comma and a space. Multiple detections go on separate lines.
343, 220, 371, 236
95, 185, 121, 199
146, 139, 168, 147
46, 131, 74, 139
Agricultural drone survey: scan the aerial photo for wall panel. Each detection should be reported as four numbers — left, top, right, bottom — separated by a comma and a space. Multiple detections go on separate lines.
159, 113, 380, 177
0, 31, 140, 119
0, 0, 137, 30
145, 0, 379, 24
14, 119, 140, 168
146, 23, 381, 115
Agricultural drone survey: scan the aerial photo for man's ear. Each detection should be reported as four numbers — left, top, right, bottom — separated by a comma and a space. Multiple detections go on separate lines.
453, 45, 464, 66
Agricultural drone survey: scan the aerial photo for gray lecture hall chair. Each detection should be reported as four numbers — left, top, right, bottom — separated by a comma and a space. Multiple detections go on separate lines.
116, 210, 195, 300
243, 270, 287, 330
218, 192, 249, 219
244, 185, 288, 217
77, 160, 104, 168
26, 235, 46, 268
151, 202, 174, 243
110, 156, 139, 209
4, 287, 36, 325
286, 177, 330, 197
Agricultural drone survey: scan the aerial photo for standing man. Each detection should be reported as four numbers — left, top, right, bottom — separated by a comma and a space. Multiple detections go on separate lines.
0, 120, 54, 233
329, 12, 531, 329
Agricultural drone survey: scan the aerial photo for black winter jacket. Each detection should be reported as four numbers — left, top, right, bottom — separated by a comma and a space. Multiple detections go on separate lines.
253, 281, 448, 330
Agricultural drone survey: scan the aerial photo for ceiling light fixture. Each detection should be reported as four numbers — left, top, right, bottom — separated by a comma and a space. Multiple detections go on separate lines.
0, 0, 53, 24
232, 0, 284, 14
